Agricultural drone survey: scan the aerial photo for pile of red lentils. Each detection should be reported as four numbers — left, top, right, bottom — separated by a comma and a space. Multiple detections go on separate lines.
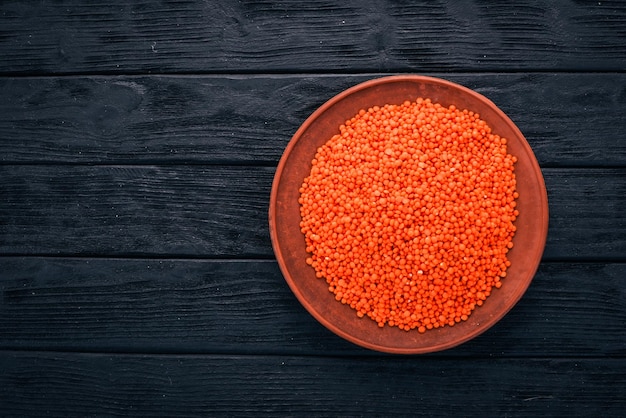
298, 98, 518, 333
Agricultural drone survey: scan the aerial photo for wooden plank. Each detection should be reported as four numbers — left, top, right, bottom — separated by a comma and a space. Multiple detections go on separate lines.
0, 165, 274, 257
1, 258, 624, 357
543, 168, 626, 260
0, 166, 624, 259
1, 74, 625, 166
0, 76, 300, 165
1, 351, 624, 416
1, 1, 625, 74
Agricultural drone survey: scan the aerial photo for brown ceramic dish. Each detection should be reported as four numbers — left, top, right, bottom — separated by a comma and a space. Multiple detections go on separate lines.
269, 75, 548, 354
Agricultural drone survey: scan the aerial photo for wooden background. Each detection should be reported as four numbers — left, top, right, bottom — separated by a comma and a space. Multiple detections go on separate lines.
1, 1, 625, 416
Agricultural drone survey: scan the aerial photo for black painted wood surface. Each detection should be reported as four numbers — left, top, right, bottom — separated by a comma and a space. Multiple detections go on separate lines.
1, 259, 625, 357
1, 74, 625, 166
1, 1, 625, 416
2, 352, 624, 416
1, 1, 625, 74
1, 166, 625, 259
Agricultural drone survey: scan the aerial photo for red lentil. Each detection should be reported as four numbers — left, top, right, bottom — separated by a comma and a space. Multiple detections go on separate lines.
298, 98, 518, 332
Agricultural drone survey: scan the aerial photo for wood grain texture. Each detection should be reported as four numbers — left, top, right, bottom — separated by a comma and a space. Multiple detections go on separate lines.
543, 168, 626, 260
1, 258, 624, 357
1, 1, 625, 75
0, 165, 273, 257
1, 74, 625, 166
1, 166, 624, 259
1, 351, 624, 417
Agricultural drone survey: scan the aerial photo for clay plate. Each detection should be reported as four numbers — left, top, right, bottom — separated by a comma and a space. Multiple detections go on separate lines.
269, 75, 548, 354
